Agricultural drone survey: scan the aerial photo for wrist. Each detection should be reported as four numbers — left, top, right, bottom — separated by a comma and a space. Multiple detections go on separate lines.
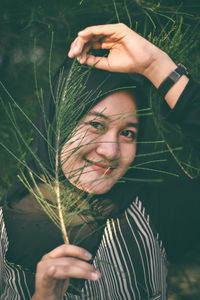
142, 51, 177, 88
157, 63, 189, 97
141, 51, 190, 108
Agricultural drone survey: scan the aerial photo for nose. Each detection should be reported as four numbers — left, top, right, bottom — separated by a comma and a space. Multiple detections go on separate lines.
96, 131, 120, 160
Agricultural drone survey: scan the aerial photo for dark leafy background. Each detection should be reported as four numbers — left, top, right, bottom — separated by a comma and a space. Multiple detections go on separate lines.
0, 1, 200, 298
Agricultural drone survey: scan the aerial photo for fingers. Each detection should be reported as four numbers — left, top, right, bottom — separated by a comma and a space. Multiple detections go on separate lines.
68, 23, 126, 58
68, 36, 111, 70
34, 244, 102, 300
68, 36, 87, 58
68, 37, 105, 58
77, 23, 126, 39
41, 257, 101, 281
42, 244, 92, 261
78, 55, 110, 70
36, 244, 101, 283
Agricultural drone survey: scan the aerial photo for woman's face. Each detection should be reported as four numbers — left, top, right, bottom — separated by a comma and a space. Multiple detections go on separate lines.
61, 91, 138, 194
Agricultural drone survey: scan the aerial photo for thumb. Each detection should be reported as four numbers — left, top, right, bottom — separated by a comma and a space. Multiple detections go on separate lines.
78, 55, 110, 71
40, 266, 69, 299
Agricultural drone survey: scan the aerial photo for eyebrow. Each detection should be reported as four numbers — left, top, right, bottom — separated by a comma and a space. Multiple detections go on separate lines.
126, 122, 138, 128
88, 111, 109, 120
88, 111, 138, 128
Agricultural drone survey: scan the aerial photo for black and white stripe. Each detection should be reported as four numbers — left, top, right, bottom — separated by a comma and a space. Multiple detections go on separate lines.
0, 197, 167, 299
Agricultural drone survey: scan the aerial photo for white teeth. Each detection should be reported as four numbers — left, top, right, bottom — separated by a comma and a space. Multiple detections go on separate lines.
85, 158, 116, 169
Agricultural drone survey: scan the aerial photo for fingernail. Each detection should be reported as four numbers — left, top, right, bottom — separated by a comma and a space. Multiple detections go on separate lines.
79, 57, 85, 64
77, 56, 84, 64
91, 270, 101, 280
85, 251, 92, 260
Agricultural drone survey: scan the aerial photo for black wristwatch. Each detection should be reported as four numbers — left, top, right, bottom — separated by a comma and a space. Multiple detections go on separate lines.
158, 63, 189, 97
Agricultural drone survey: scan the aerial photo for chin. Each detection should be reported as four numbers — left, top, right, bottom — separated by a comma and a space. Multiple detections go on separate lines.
66, 170, 120, 195
79, 185, 113, 195
75, 180, 115, 195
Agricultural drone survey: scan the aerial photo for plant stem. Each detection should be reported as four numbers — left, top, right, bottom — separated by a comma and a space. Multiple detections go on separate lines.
55, 130, 69, 244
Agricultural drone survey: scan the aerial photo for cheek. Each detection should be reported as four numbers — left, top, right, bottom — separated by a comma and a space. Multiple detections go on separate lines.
121, 143, 137, 168
60, 135, 94, 172
60, 145, 71, 175
60, 141, 73, 163
60, 137, 80, 173
61, 129, 88, 160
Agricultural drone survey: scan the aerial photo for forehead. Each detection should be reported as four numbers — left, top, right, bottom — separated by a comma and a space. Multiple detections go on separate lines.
90, 91, 137, 117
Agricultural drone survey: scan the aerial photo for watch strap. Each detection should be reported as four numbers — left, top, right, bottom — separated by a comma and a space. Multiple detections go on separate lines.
158, 63, 189, 97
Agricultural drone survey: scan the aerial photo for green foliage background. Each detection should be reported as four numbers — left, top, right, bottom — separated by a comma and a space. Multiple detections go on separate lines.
1, 0, 200, 193
0, 1, 200, 298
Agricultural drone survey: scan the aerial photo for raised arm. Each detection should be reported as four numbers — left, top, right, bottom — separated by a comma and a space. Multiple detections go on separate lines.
68, 23, 189, 109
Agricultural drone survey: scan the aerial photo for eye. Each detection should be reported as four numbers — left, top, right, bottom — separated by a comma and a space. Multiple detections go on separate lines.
88, 121, 105, 130
121, 129, 136, 140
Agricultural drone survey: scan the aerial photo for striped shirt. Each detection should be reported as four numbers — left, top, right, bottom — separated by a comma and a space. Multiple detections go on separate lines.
0, 197, 167, 299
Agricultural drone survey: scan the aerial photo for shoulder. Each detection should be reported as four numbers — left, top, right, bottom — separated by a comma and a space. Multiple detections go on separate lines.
0, 206, 9, 255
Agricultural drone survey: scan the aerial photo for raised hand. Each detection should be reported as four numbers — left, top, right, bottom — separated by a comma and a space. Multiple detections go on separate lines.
31, 244, 101, 300
68, 23, 188, 108
68, 23, 167, 76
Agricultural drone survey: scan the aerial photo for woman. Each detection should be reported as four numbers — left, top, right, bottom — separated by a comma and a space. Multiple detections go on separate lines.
0, 59, 167, 300
33, 23, 200, 299
67, 22, 200, 297
1, 23, 199, 300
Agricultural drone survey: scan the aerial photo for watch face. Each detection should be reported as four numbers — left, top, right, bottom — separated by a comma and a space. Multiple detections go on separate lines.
158, 63, 188, 97
169, 71, 181, 81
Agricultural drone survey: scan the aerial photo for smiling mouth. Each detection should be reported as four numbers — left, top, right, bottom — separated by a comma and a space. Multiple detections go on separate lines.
85, 159, 116, 175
